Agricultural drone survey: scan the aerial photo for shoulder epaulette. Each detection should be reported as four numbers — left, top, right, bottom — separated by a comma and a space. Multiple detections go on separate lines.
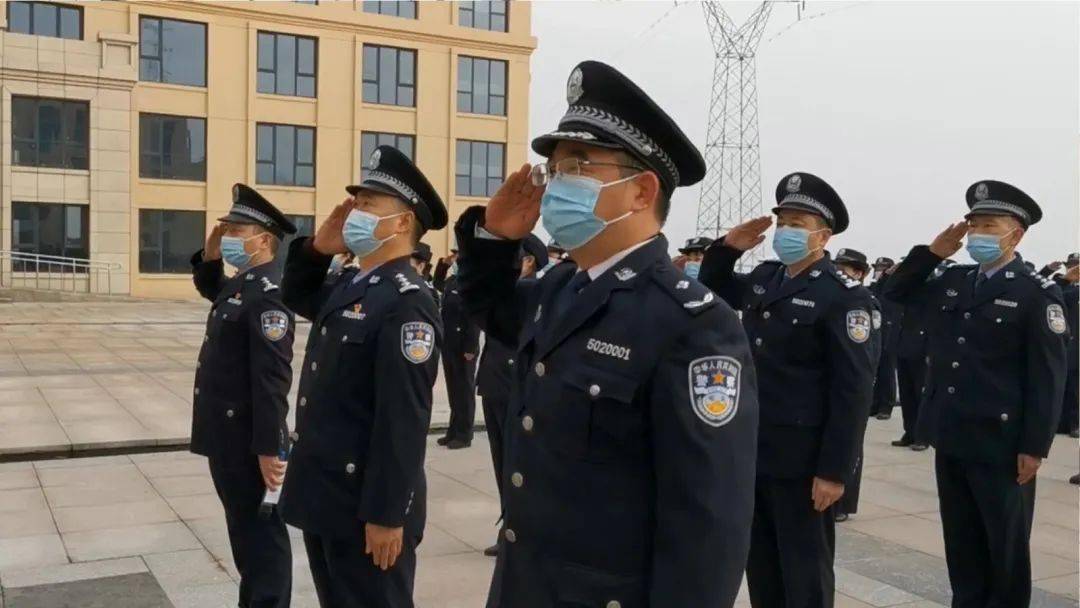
1022, 269, 1059, 291
259, 276, 279, 292
651, 265, 717, 316
827, 268, 862, 290
393, 272, 420, 294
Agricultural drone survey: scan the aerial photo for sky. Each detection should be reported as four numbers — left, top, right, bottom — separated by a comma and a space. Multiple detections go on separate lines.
528, 1, 1080, 266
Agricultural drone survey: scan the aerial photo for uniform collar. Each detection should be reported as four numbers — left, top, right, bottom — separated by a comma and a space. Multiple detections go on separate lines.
581, 236, 659, 281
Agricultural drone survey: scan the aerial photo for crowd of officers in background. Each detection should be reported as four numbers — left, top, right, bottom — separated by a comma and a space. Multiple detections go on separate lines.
183, 57, 1078, 608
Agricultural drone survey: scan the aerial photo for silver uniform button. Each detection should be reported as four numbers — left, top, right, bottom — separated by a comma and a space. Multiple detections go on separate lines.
754, 338, 763, 346
345, 463, 356, 474
792, 319, 798, 325
607, 602, 622, 608
1000, 413, 1009, 422
204, 335, 209, 343
226, 409, 234, 418
996, 318, 1002, 324
196, 361, 201, 369
299, 397, 307, 406
535, 362, 545, 376
957, 337, 966, 345
762, 311, 771, 319
952, 361, 959, 369
947, 386, 956, 394
508, 359, 514, 366
588, 384, 601, 398
321, 327, 327, 336
511, 472, 524, 488
342, 335, 348, 342
194, 388, 200, 396
290, 431, 299, 442
311, 362, 318, 371
919, 330, 925, 335
504, 529, 517, 543
964, 312, 971, 320
521, 416, 534, 431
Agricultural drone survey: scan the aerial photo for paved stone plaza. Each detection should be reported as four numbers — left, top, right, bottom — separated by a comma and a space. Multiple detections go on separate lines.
0, 301, 1076, 606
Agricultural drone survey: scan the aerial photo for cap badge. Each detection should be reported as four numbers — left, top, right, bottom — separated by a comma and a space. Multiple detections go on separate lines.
567, 67, 584, 104
838, 249, 847, 257
786, 174, 802, 193
975, 182, 989, 201
232, 184, 240, 203
369, 149, 382, 170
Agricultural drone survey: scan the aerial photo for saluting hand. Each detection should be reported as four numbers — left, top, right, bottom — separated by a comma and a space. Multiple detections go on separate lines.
672, 254, 688, 270
724, 216, 773, 252
204, 223, 225, 261
257, 454, 286, 491
1065, 264, 1079, 283
1017, 454, 1041, 485
811, 476, 845, 512
312, 199, 353, 256
484, 163, 543, 240
928, 222, 968, 259
365, 522, 404, 571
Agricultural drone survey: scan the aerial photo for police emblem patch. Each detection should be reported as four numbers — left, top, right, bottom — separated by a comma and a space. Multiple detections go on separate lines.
786, 174, 802, 193
846, 309, 871, 343
975, 182, 989, 201
688, 356, 741, 428
566, 67, 584, 104
260, 310, 289, 342
872, 309, 882, 330
369, 149, 381, 170
1047, 304, 1067, 335
401, 322, 435, 364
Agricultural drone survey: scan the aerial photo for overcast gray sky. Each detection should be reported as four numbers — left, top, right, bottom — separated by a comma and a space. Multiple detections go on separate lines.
529, 1, 1079, 266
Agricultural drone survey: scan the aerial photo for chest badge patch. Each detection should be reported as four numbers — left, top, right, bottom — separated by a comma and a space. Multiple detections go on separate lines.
401, 322, 435, 364
688, 356, 741, 428
1047, 304, 1067, 335
260, 310, 289, 342
846, 309, 871, 343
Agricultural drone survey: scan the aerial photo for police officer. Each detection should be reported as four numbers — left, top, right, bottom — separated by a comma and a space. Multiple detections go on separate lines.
436, 248, 482, 449
1049, 253, 1079, 437
869, 257, 901, 419
410, 243, 437, 300
455, 60, 759, 607
699, 172, 876, 607
475, 233, 548, 558
190, 183, 296, 608
279, 146, 445, 608
884, 180, 1066, 607
831, 248, 881, 523
891, 258, 934, 448
677, 236, 714, 280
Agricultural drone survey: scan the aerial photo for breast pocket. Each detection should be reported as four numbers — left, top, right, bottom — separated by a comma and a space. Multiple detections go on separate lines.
561, 365, 643, 464
974, 305, 1022, 357
777, 306, 821, 360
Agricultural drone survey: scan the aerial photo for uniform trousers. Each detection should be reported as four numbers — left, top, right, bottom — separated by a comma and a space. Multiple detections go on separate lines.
480, 395, 509, 498
896, 356, 927, 441
208, 457, 292, 608
746, 476, 836, 608
303, 530, 418, 608
935, 452, 1035, 608
1057, 369, 1078, 433
443, 350, 478, 442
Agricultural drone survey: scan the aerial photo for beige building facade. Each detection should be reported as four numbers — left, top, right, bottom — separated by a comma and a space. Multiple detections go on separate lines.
0, 0, 535, 298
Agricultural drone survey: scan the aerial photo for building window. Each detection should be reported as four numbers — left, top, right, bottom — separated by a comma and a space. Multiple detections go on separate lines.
257, 32, 317, 98
271, 214, 315, 276
12, 202, 89, 271
140, 16, 207, 87
7, 1, 82, 39
256, 124, 316, 187
456, 140, 504, 197
139, 209, 205, 274
362, 1, 416, 19
361, 132, 414, 178
362, 45, 416, 107
12, 96, 89, 170
459, 1, 507, 32
457, 56, 506, 116
139, 114, 206, 181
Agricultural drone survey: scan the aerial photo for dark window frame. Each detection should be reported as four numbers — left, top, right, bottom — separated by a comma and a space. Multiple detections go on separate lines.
139, 112, 207, 182
361, 44, 417, 107
7, 1, 83, 39
138, 208, 206, 274
12, 95, 89, 170
360, 131, 415, 178
139, 15, 208, 87
362, 1, 417, 19
11, 201, 90, 272
459, 1, 508, 32
256, 123, 317, 187
257, 30, 318, 98
457, 55, 507, 116
455, 139, 505, 197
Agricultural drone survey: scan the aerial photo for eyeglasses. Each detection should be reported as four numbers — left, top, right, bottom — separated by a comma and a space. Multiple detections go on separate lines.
529, 158, 645, 186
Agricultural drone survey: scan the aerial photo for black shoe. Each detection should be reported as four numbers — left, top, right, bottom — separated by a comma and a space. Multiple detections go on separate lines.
891, 437, 913, 447
910, 443, 929, 452
483, 543, 499, 557
834, 512, 849, 522
1070, 474, 1080, 486
437, 436, 451, 446
447, 438, 472, 450
875, 413, 892, 420
1070, 429, 1079, 439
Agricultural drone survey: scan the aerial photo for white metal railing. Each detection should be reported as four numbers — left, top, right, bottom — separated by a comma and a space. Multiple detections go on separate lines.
0, 250, 122, 295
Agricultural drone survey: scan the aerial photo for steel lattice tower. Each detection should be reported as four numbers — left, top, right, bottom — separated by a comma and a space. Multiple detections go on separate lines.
696, 2, 776, 267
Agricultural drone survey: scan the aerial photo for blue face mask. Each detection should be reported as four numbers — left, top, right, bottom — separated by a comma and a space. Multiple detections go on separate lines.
221, 235, 257, 269
342, 209, 403, 258
540, 173, 638, 250
966, 231, 1013, 264
771, 227, 824, 265
684, 261, 701, 279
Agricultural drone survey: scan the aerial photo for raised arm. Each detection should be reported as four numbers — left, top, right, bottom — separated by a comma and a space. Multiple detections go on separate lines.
281, 202, 349, 321
191, 224, 226, 301
699, 216, 773, 309
884, 222, 968, 304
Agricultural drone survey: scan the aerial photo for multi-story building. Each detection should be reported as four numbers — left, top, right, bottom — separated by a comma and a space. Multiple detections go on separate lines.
0, 0, 535, 297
